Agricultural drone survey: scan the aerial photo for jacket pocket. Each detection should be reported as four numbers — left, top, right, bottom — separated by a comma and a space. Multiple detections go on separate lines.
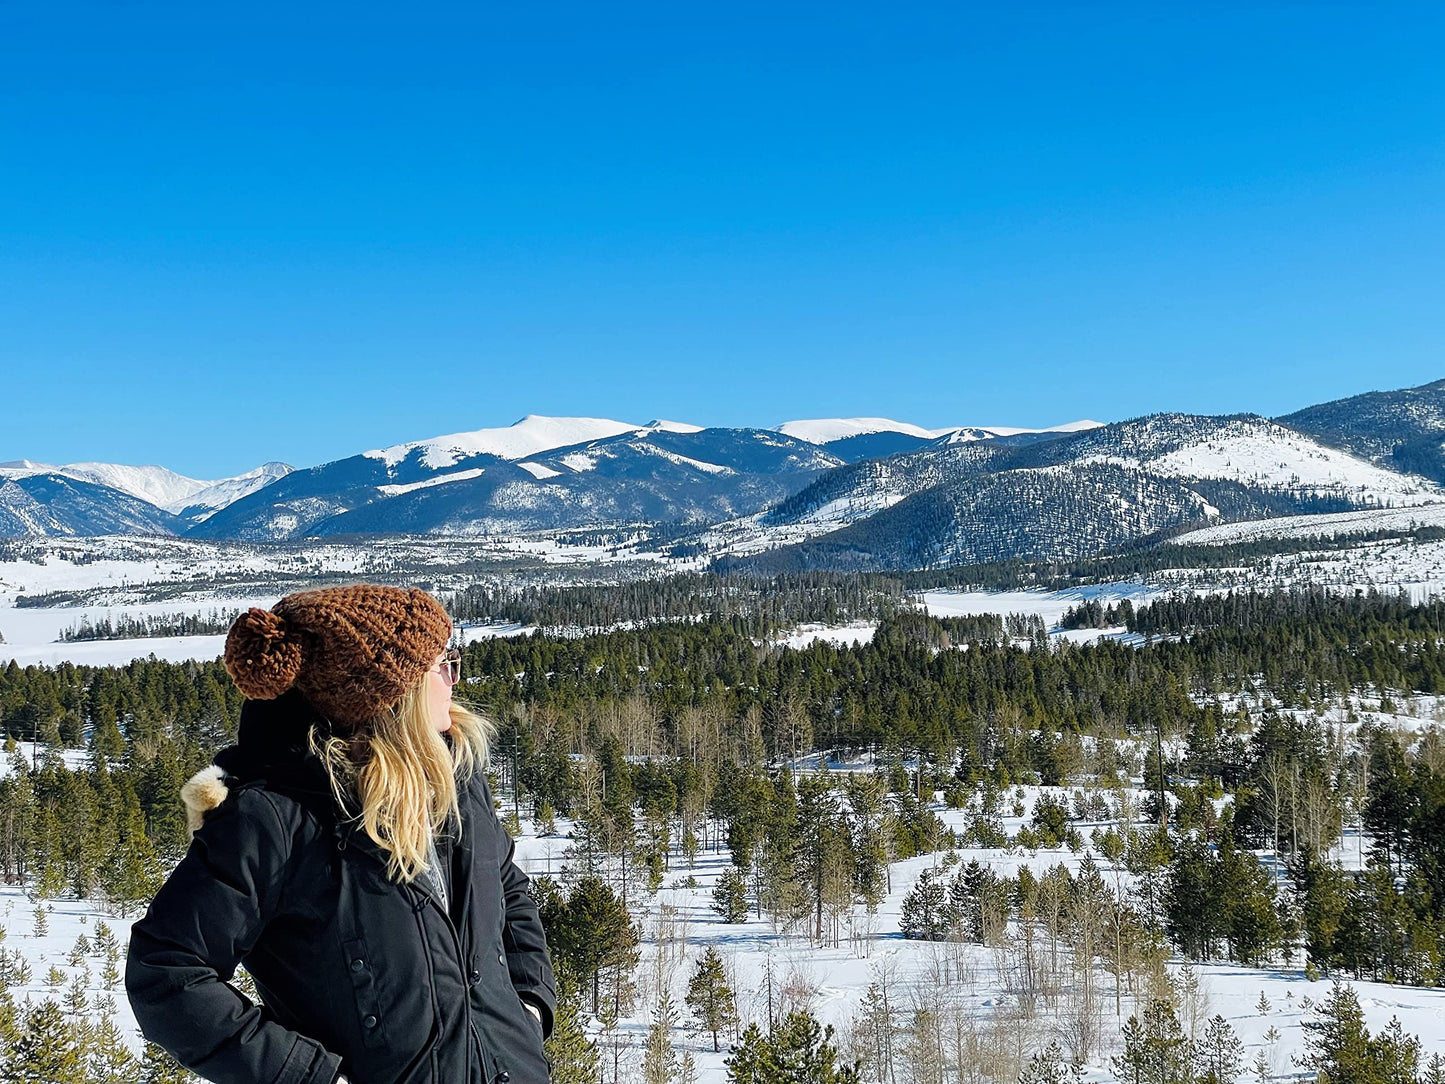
341, 936, 388, 1051
518, 995, 545, 1043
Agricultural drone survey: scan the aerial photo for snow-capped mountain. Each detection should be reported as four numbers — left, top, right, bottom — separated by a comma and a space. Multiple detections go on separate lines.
723, 412, 1443, 573
0, 473, 183, 537
772, 417, 1102, 463
173, 463, 295, 521
0, 459, 293, 517
5, 459, 210, 508
3, 387, 1442, 570
363, 415, 684, 471
191, 420, 844, 540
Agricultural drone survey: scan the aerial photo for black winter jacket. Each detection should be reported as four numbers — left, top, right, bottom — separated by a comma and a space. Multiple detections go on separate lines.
126, 692, 556, 1084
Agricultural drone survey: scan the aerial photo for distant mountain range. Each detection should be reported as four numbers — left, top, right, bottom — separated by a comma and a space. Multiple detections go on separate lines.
3, 379, 1442, 573
0, 461, 293, 536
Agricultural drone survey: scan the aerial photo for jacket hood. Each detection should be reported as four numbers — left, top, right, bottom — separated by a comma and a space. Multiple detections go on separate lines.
182, 690, 336, 835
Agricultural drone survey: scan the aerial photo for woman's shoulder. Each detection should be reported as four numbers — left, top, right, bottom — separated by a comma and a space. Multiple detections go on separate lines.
181, 764, 329, 844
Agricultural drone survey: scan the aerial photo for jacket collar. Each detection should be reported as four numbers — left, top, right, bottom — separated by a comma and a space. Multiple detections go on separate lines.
213, 690, 334, 796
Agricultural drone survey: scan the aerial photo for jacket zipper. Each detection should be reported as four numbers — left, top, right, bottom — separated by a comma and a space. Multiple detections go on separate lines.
341, 827, 480, 1083
413, 904, 444, 1081
411, 879, 481, 1082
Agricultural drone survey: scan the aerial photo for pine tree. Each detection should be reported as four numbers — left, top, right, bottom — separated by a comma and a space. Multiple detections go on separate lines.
1196, 1015, 1244, 1084
86, 1014, 136, 1084
138, 1040, 195, 1084
0, 985, 16, 1048
713, 866, 750, 923
1021, 1041, 1083, 1084
7, 998, 84, 1084
63, 973, 87, 1017
642, 988, 678, 1084
1114, 1000, 1193, 1084
1295, 982, 1371, 1084
768, 1011, 861, 1084
1115, 1013, 1148, 1084
101, 952, 121, 990
727, 1022, 773, 1084
1367, 1018, 1420, 1084
899, 868, 947, 941
538, 875, 639, 1015
543, 980, 599, 1084
103, 790, 163, 917
726, 1012, 861, 1084
92, 921, 117, 958
686, 947, 738, 1053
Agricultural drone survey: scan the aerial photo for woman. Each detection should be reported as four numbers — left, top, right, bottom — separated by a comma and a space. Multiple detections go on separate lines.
126, 585, 555, 1084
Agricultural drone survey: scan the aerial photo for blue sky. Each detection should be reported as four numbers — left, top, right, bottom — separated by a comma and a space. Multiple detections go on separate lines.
2, 3, 1443, 477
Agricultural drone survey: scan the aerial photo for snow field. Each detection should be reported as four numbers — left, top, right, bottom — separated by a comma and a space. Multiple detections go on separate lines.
508, 777, 1445, 1084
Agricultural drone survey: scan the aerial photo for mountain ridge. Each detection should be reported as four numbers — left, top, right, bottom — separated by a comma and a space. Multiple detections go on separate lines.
3, 382, 1442, 576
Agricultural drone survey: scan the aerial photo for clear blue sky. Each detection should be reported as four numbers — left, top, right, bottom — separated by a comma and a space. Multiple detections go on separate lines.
2, 3, 1443, 478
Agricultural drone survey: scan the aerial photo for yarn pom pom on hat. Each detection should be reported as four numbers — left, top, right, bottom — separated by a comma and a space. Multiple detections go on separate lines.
223, 585, 454, 726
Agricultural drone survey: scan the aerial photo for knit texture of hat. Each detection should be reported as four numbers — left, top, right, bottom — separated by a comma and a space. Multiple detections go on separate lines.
223, 585, 453, 726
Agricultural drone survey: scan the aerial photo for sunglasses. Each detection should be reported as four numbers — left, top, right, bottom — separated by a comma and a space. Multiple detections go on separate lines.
431, 648, 462, 687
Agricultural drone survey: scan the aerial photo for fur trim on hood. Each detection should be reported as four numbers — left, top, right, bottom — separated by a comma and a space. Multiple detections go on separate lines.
181, 764, 230, 835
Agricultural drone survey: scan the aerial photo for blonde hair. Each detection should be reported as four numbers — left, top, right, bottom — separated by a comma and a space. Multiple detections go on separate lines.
311, 683, 493, 883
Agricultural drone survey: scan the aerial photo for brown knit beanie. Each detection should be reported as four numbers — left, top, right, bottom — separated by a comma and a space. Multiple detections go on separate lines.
223, 585, 454, 726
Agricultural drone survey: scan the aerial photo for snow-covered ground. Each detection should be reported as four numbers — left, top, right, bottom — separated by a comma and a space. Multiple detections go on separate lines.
773, 622, 878, 651
1172, 504, 1445, 546
506, 788, 1445, 1082
0, 533, 687, 665
0, 599, 258, 667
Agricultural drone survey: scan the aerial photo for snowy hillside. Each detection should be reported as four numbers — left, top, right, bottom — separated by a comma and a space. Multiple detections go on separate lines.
0, 473, 182, 537
722, 413, 1445, 574
1171, 504, 1445, 547
174, 461, 294, 518
1072, 418, 1439, 507
1277, 376, 1445, 479
365, 415, 674, 470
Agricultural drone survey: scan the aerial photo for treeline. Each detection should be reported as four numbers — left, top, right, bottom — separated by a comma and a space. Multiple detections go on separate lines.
0, 656, 241, 884
1058, 587, 1444, 638
446, 571, 909, 637
1124, 588, 1445, 639
58, 608, 241, 642
460, 599, 1445, 773
0, 592, 1440, 854
897, 524, 1445, 594
1059, 599, 1138, 630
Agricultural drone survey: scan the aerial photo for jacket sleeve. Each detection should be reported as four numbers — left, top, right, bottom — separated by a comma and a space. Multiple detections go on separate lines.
125, 787, 342, 1084
480, 775, 559, 1038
